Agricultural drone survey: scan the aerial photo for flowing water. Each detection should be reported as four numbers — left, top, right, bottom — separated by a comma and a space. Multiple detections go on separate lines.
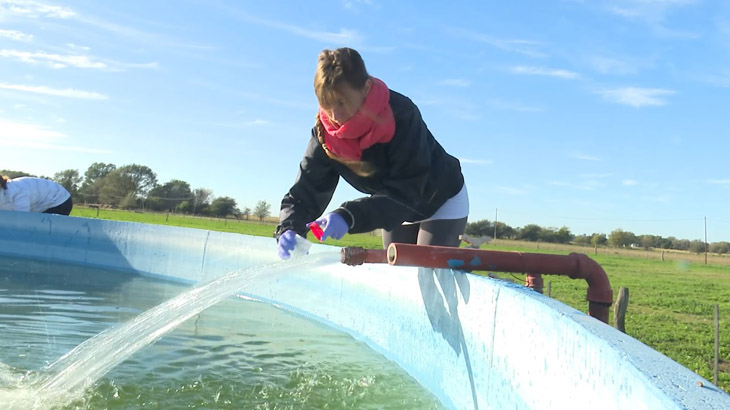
0, 255, 444, 409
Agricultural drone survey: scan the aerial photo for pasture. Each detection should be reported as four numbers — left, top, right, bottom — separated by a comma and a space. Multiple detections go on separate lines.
70, 207, 730, 392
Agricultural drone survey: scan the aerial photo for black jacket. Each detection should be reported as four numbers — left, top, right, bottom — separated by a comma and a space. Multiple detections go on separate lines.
275, 90, 464, 239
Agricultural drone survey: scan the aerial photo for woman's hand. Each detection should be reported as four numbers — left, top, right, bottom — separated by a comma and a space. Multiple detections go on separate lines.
276, 230, 298, 259
309, 213, 348, 241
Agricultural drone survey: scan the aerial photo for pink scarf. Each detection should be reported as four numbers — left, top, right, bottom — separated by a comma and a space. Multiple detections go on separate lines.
318, 77, 395, 161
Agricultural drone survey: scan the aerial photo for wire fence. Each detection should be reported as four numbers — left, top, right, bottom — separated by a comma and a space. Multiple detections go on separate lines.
491, 238, 730, 267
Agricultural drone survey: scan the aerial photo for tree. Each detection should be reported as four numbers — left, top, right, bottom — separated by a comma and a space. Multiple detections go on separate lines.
119, 192, 138, 209
79, 162, 116, 203
709, 242, 730, 254
689, 240, 707, 254
591, 233, 607, 247
0, 169, 33, 178
116, 164, 157, 197
639, 234, 657, 250
53, 169, 82, 198
494, 222, 516, 239
608, 229, 636, 248
209, 196, 238, 217
517, 224, 541, 242
253, 200, 271, 222
147, 179, 193, 211
554, 226, 573, 244
241, 207, 251, 220
674, 239, 690, 251
177, 200, 192, 214
573, 234, 591, 246
658, 236, 677, 250
97, 169, 136, 206
538, 227, 556, 243
465, 219, 492, 237
192, 188, 213, 214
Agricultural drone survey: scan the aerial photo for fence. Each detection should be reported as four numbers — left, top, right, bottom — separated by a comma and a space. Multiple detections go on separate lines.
491, 239, 730, 266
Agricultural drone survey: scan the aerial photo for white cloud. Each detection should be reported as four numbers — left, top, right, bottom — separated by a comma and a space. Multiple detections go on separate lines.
438, 78, 471, 87
0, 0, 76, 19
589, 56, 639, 75
0, 117, 62, 140
459, 158, 493, 165
605, 0, 699, 19
0, 83, 108, 99
702, 71, 730, 88
343, 0, 376, 12
446, 27, 547, 58
707, 179, 730, 185
607, 6, 642, 19
0, 49, 107, 69
494, 185, 529, 195
245, 119, 270, 126
0, 118, 109, 153
601, 0, 700, 38
485, 98, 542, 112
549, 180, 571, 187
549, 178, 604, 191
597, 87, 675, 107
0, 28, 33, 41
111, 61, 160, 71
198, 118, 274, 130
571, 153, 601, 161
224, 8, 363, 45
236, 92, 311, 110
66, 43, 90, 52
509, 65, 580, 79
622, 179, 638, 186
579, 173, 613, 178
5, 2, 180, 52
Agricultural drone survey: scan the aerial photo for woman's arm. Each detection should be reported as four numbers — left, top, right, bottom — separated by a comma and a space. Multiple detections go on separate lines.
276, 133, 340, 239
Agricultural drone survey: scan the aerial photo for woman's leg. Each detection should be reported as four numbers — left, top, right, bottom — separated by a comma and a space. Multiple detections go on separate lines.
43, 197, 73, 216
382, 223, 420, 248
417, 217, 468, 247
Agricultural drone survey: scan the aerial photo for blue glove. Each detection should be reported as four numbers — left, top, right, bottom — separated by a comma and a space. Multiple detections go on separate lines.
277, 230, 297, 259
309, 212, 348, 241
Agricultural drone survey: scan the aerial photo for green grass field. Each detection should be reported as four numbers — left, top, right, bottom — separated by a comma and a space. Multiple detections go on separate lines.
71, 207, 730, 392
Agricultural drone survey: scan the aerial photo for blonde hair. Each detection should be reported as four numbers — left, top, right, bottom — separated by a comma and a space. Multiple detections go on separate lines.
314, 48, 370, 108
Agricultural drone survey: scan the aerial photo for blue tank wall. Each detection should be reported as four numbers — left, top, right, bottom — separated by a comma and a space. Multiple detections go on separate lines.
1, 210, 728, 409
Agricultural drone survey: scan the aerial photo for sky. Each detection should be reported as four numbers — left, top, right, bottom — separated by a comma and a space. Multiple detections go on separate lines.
1, 0, 729, 242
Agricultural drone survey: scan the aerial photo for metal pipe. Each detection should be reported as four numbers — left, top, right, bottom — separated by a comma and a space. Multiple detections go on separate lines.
525, 273, 544, 294
342, 244, 613, 323
341, 247, 386, 266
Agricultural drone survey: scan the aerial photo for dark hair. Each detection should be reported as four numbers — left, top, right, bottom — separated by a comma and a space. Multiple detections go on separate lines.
1, 176, 8, 190
314, 48, 370, 108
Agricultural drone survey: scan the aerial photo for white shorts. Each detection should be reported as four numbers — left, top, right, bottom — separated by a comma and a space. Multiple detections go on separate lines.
405, 183, 469, 224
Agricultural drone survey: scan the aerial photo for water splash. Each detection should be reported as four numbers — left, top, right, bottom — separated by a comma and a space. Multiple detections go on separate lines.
3, 252, 341, 410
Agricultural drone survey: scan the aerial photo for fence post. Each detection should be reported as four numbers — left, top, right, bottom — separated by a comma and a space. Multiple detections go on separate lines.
614, 287, 629, 333
715, 304, 720, 385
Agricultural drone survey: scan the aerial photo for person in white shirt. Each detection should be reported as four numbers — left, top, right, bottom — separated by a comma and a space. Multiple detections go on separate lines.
0, 176, 73, 215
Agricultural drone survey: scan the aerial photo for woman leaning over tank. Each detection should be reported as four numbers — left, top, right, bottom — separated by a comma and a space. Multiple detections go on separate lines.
275, 47, 468, 259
